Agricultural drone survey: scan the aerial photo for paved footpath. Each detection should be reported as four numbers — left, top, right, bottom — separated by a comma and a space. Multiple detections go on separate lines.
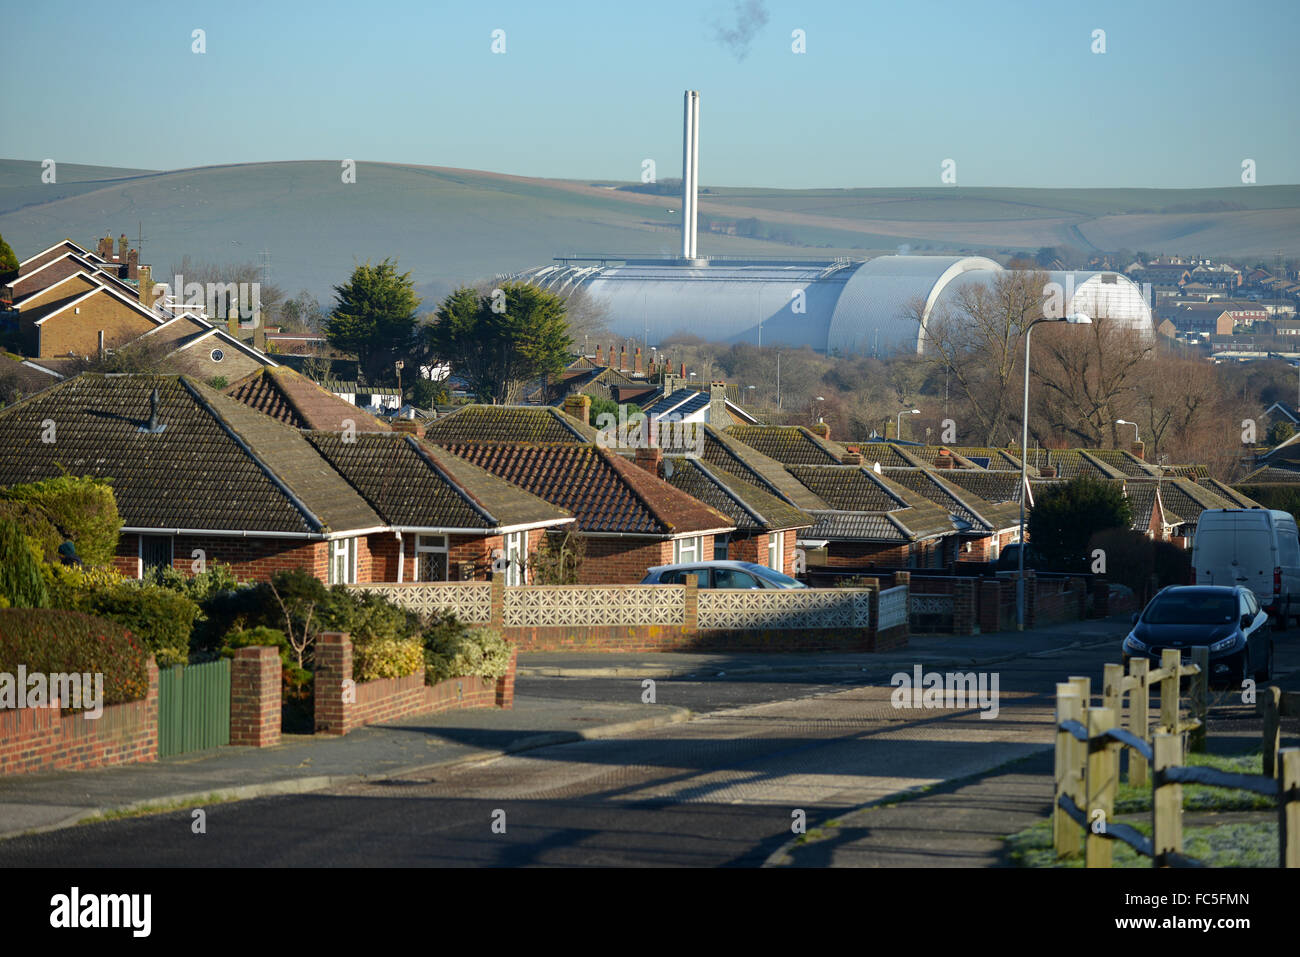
0, 617, 1125, 842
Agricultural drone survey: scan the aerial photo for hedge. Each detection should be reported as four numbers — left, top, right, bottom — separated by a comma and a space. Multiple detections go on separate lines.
0, 608, 150, 708
46, 566, 198, 667
1, 474, 122, 565
0, 518, 47, 609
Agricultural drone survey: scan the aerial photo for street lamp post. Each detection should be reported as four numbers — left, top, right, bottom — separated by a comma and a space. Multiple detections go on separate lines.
896, 408, 920, 440
1116, 418, 1140, 443
1017, 313, 1092, 631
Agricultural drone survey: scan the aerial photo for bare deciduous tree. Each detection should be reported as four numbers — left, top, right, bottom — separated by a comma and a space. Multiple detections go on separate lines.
905, 268, 1049, 446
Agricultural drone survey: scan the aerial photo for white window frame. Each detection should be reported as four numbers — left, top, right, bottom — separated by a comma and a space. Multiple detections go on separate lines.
412, 534, 448, 582
504, 530, 526, 586
767, 530, 785, 571
673, 536, 701, 564
329, 537, 358, 585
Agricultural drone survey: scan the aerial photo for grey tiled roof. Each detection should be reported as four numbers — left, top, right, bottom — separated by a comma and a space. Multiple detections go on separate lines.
0, 374, 382, 535
665, 457, 813, 533
807, 510, 908, 542
883, 467, 1022, 532
424, 404, 599, 443
701, 426, 828, 511
942, 469, 1026, 505
1083, 449, 1162, 477
724, 424, 845, 465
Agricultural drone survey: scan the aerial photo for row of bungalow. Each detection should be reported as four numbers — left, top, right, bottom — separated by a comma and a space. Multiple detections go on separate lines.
0, 361, 1252, 588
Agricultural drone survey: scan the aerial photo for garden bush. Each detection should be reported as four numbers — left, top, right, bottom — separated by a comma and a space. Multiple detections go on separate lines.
352, 635, 426, 682
0, 517, 47, 609
1029, 477, 1132, 573
2, 474, 121, 565
49, 572, 198, 667
0, 608, 149, 708
424, 625, 512, 684
0, 498, 62, 562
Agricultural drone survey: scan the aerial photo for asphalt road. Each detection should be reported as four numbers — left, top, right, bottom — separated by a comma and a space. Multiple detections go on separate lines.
2, 637, 1293, 868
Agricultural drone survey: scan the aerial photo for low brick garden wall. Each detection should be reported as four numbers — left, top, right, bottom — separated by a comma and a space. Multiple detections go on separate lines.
0, 659, 160, 776
313, 633, 516, 736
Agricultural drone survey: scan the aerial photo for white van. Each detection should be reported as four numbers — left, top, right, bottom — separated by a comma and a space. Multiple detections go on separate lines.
1192, 508, 1300, 629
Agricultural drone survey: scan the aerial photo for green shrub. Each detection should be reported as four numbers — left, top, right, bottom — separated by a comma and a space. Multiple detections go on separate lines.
57, 579, 199, 667
2, 475, 122, 565
0, 608, 149, 707
0, 518, 48, 609
353, 635, 425, 682
0, 498, 62, 562
1028, 477, 1132, 573
424, 625, 512, 684
42, 563, 124, 608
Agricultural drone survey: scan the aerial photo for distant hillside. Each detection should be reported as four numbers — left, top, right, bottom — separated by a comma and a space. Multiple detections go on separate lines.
2, 159, 1296, 306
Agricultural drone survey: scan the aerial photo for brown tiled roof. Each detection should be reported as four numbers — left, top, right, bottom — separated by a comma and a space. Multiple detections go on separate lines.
701, 426, 828, 511
424, 404, 599, 444
0, 374, 382, 535
724, 424, 846, 465
225, 367, 389, 432
436, 442, 734, 536
665, 457, 813, 533
304, 432, 571, 531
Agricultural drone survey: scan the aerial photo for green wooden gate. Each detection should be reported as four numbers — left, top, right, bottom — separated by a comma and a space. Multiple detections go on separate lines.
158, 659, 231, 758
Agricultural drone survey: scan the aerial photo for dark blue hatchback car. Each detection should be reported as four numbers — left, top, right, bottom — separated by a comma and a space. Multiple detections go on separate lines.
1122, 585, 1273, 687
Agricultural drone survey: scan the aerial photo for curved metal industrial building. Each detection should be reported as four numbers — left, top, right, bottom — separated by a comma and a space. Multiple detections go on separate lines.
513, 255, 1155, 357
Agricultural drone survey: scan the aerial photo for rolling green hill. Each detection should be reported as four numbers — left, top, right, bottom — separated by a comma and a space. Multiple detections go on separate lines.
2, 159, 1296, 306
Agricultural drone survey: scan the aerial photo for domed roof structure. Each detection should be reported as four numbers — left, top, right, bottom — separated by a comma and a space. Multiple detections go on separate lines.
513, 255, 1154, 357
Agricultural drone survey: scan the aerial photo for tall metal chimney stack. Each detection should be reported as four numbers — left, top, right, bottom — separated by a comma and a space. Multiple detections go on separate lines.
681, 90, 700, 261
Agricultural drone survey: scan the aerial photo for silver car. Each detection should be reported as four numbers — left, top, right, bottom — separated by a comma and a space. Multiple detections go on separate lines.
640, 560, 808, 589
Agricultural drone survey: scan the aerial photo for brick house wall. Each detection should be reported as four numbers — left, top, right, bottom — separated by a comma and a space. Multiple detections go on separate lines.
722, 529, 802, 578
577, 534, 714, 584
727, 532, 766, 567
114, 532, 391, 585
28, 291, 156, 357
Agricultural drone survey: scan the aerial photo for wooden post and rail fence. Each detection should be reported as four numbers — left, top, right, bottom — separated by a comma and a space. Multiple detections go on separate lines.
1054, 647, 1300, 867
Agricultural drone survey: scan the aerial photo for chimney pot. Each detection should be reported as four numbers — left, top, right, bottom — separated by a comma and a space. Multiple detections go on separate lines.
1130, 440, 1145, 461
634, 347, 643, 376
811, 421, 831, 440
841, 451, 863, 466
595, 343, 604, 365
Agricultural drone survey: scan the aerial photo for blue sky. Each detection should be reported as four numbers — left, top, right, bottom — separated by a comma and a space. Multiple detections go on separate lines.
5, 0, 1297, 188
